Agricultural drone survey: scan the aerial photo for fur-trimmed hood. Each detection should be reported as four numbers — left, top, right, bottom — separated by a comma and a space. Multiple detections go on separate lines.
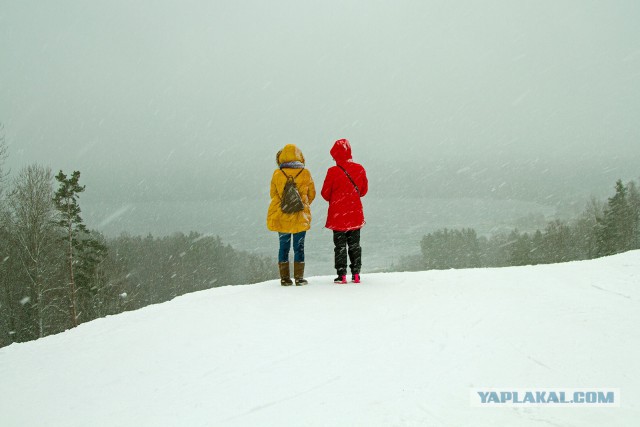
276, 144, 305, 166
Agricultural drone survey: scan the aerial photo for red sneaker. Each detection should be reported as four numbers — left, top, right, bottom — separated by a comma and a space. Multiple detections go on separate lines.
334, 275, 347, 284
352, 274, 361, 284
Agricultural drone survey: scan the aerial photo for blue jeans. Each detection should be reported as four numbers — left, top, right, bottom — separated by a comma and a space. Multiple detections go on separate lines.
278, 231, 306, 263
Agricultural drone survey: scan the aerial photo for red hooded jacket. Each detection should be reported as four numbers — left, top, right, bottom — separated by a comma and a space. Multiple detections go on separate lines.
321, 139, 368, 231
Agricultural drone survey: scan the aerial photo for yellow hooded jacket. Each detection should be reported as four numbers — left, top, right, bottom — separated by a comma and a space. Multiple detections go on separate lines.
266, 144, 316, 233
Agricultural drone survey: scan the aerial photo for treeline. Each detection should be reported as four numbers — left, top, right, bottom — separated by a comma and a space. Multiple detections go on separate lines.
0, 158, 275, 348
398, 179, 640, 271
107, 232, 274, 310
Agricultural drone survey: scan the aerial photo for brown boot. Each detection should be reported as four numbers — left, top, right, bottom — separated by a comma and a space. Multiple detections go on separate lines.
294, 262, 308, 286
279, 262, 293, 286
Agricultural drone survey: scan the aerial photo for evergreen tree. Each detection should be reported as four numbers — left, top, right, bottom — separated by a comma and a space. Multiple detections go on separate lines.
507, 230, 533, 266
421, 228, 481, 269
627, 180, 640, 249
542, 220, 572, 263
575, 197, 604, 260
482, 232, 512, 267
74, 231, 110, 321
529, 230, 545, 264
53, 170, 107, 327
597, 180, 635, 256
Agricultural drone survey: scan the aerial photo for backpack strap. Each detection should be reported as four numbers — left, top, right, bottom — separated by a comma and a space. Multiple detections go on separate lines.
337, 165, 361, 196
280, 168, 304, 180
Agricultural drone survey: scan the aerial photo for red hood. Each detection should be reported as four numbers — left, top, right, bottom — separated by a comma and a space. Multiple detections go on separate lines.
330, 139, 352, 164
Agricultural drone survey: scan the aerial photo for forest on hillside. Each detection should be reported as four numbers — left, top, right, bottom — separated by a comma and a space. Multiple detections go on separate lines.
397, 179, 640, 271
0, 133, 275, 347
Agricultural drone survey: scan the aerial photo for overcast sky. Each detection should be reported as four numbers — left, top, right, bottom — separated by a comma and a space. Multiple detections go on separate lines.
1, 0, 639, 203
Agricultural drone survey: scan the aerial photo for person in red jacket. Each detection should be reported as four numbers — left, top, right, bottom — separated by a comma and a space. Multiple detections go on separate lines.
321, 138, 369, 284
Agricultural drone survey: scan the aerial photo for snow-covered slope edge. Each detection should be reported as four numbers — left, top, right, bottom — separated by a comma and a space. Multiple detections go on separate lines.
1, 252, 639, 427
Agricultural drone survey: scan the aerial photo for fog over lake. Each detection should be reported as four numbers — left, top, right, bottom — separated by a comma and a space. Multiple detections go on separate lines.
2, 1, 639, 273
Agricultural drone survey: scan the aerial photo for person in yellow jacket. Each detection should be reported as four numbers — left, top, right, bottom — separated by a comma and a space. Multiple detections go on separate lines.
267, 144, 316, 285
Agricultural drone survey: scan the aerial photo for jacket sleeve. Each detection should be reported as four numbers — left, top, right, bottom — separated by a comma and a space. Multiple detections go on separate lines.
321, 169, 333, 202
307, 172, 316, 204
358, 167, 368, 198
270, 172, 278, 199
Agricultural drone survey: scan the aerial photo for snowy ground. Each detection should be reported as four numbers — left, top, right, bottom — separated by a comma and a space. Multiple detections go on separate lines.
1, 251, 639, 426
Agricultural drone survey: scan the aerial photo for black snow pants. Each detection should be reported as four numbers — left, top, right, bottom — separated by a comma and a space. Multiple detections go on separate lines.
333, 229, 361, 276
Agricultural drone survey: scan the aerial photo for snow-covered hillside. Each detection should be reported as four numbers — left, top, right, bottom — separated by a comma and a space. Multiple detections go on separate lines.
1, 252, 639, 426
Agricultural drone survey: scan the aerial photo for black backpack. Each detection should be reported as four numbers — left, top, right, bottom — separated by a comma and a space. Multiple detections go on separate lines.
279, 169, 304, 214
